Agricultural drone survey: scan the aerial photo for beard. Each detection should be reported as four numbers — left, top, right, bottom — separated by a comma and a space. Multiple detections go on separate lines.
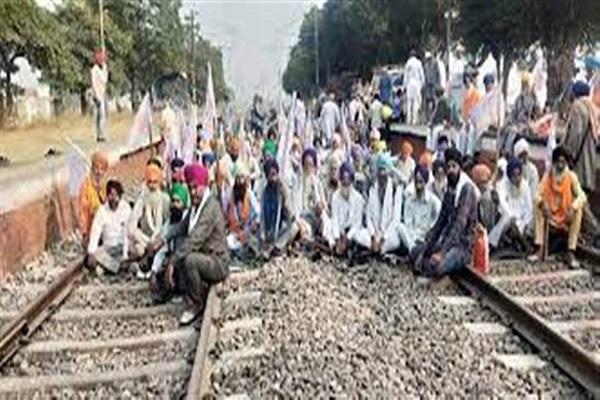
170, 207, 184, 223
447, 171, 459, 188
233, 182, 247, 202
340, 185, 351, 199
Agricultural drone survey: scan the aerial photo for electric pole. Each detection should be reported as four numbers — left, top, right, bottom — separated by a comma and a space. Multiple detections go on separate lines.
190, 10, 197, 104
99, 0, 105, 54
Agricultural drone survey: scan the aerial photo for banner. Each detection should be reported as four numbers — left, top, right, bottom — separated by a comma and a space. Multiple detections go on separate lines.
277, 92, 297, 181
127, 93, 152, 150
202, 63, 218, 141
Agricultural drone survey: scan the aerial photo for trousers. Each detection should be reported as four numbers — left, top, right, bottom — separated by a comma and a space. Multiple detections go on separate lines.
181, 253, 229, 305
534, 204, 582, 251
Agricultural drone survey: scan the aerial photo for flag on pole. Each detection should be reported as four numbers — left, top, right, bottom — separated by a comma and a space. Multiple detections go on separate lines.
303, 112, 314, 150
277, 98, 288, 137
127, 93, 153, 150
65, 139, 91, 197
340, 103, 352, 161
202, 63, 218, 141
277, 92, 297, 181
181, 105, 198, 164
544, 113, 558, 172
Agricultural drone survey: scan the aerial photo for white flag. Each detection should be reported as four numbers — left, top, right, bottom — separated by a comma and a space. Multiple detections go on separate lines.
340, 103, 352, 161
127, 93, 153, 150
303, 112, 314, 150
181, 106, 198, 164
277, 92, 297, 180
202, 63, 218, 141
65, 140, 90, 197
544, 113, 558, 172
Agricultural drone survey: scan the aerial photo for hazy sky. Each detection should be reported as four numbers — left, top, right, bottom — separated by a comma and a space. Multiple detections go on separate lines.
182, 0, 323, 102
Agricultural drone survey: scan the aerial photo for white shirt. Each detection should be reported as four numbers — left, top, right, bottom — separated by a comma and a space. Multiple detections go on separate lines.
330, 187, 365, 240
367, 178, 402, 236
370, 99, 383, 129
294, 99, 306, 135
497, 179, 533, 233
320, 100, 341, 141
402, 185, 441, 240
404, 56, 425, 91
349, 98, 365, 123
91, 64, 108, 100
88, 200, 132, 256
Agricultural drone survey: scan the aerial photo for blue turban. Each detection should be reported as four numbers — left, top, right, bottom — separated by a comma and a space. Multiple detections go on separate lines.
483, 73, 495, 86
339, 161, 355, 182
301, 148, 318, 166
506, 157, 522, 179
572, 80, 590, 98
263, 158, 279, 176
170, 157, 185, 170
376, 153, 394, 170
414, 164, 430, 183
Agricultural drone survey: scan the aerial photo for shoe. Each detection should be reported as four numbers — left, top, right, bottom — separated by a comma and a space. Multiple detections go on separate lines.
171, 296, 183, 304
179, 307, 201, 326
95, 266, 104, 276
566, 251, 580, 269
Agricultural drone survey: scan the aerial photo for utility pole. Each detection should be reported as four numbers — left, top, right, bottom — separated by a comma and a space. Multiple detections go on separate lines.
99, 0, 105, 54
190, 10, 197, 104
314, 9, 319, 91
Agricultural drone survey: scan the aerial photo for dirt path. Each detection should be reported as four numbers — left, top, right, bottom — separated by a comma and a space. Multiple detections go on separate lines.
0, 113, 134, 187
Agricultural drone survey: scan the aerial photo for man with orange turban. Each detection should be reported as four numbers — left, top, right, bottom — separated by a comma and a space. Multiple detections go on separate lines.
128, 163, 170, 279
395, 141, 416, 186
79, 150, 109, 246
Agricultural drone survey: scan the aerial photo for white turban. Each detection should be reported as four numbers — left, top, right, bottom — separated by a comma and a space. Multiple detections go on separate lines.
514, 138, 529, 157
370, 128, 381, 141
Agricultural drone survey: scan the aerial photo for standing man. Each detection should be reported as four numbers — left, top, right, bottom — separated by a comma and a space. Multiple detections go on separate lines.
412, 148, 479, 278
423, 51, 441, 121
370, 94, 384, 132
91, 50, 108, 142
405, 49, 425, 125
320, 92, 341, 146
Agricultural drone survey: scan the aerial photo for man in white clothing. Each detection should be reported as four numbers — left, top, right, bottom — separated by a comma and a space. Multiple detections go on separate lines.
320, 92, 341, 145
397, 165, 441, 252
488, 158, 533, 254
514, 138, 540, 203
370, 94, 383, 131
87, 180, 131, 273
353, 154, 403, 254
91, 50, 108, 142
404, 49, 425, 125
322, 162, 365, 256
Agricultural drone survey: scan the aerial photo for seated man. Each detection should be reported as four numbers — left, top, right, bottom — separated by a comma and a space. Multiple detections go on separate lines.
397, 165, 441, 253
514, 138, 540, 203
428, 159, 447, 200
470, 163, 498, 234
149, 182, 190, 303
412, 148, 479, 278
226, 164, 260, 258
489, 158, 533, 255
530, 146, 587, 268
322, 162, 365, 256
353, 154, 403, 254
169, 157, 186, 185
258, 159, 298, 256
394, 141, 416, 187
294, 148, 327, 241
79, 150, 109, 246
155, 164, 230, 325
129, 164, 171, 279
86, 180, 131, 274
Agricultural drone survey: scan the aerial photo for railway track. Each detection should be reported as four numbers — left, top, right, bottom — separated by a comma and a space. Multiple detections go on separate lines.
0, 259, 204, 398
453, 254, 600, 396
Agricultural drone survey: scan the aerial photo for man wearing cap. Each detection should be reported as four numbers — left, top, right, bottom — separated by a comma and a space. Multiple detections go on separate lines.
353, 154, 403, 254
226, 163, 260, 258
322, 162, 366, 257
128, 163, 171, 279
412, 147, 479, 278
155, 164, 230, 325
86, 180, 131, 274
489, 158, 533, 255
397, 165, 441, 253
79, 150, 109, 246
514, 138, 540, 204
90, 50, 108, 142
530, 146, 587, 268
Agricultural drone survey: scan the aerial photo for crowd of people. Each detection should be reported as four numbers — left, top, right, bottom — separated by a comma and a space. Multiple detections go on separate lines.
77, 49, 598, 327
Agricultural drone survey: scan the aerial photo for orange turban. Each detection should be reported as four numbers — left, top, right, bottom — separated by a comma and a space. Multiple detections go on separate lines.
471, 163, 492, 186
91, 150, 109, 171
144, 164, 163, 184
229, 137, 241, 155
419, 151, 433, 168
401, 141, 413, 157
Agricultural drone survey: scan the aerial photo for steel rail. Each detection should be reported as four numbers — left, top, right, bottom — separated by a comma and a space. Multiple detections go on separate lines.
186, 282, 222, 399
0, 259, 83, 367
454, 267, 600, 396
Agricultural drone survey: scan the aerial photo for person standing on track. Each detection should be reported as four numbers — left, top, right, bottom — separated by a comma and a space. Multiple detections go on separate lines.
405, 49, 425, 126
412, 147, 479, 278
156, 164, 230, 325
86, 180, 131, 274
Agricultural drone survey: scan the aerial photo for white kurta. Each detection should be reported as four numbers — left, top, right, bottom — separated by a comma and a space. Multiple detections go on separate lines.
370, 99, 383, 129
488, 179, 533, 247
322, 187, 365, 247
320, 100, 341, 143
397, 186, 441, 251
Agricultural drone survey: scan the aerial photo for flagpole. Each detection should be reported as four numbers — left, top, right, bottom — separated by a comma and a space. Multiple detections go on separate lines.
99, 0, 105, 54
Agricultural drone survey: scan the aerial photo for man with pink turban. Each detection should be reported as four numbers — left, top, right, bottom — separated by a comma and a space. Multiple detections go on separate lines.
152, 164, 230, 325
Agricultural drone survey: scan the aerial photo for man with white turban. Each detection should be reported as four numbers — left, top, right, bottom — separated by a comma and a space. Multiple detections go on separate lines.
514, 138, 540, 203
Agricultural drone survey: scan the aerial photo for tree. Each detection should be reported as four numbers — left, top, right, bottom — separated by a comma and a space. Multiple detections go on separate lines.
0, 0, 75, 120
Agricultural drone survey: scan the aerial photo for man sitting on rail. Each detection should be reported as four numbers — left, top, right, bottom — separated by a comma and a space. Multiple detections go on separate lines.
412, 147, 479, 278
128, 164, 171, 280
397, 165, 441, 254
322, 162, 365, 257
489, 158, 534, 256
258, 159, 298, 257
79, 150, 109, 247
154, 164, 230, 325
529, 146, 587, 268
86, 180, 131, 274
